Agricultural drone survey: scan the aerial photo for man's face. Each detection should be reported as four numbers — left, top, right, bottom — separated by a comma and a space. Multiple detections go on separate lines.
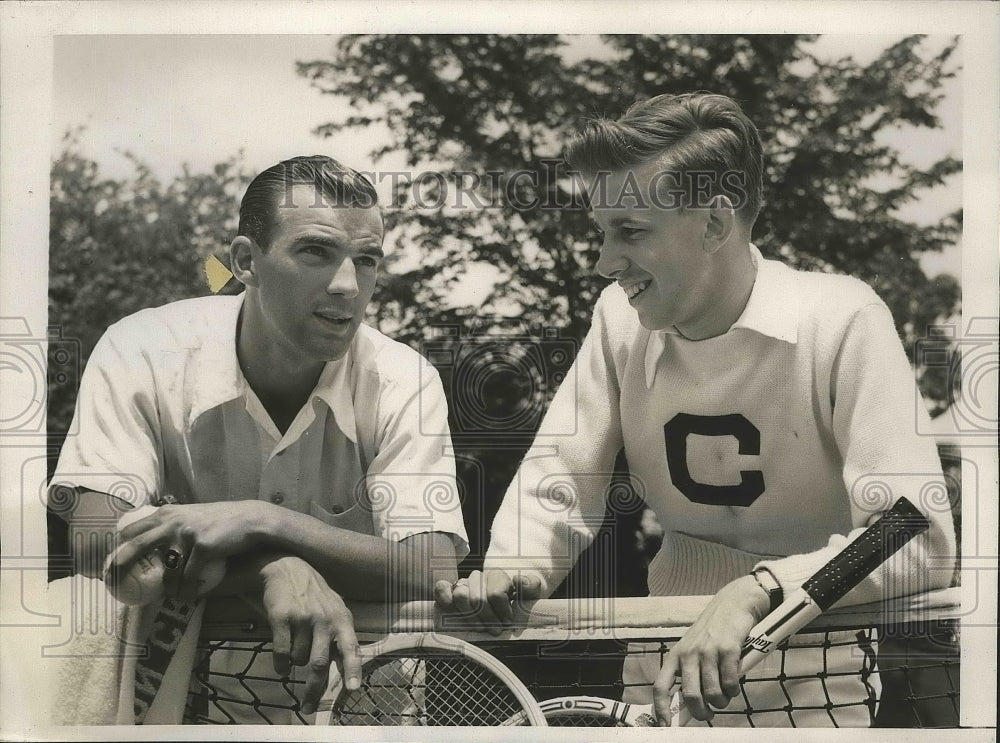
248, 184, 383, 362
590, 158, 720, 334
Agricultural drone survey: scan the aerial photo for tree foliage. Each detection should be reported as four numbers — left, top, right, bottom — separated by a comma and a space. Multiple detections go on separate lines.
47, 132, 253, 446
298, 35, 960, 366
298, 34, 962, 580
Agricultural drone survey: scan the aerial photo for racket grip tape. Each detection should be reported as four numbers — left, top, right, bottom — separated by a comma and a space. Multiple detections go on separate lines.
801, 497, 929, 611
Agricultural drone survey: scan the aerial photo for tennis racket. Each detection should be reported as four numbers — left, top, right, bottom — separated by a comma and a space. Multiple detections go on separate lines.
315, 632, 548, 726
506, 496, 931, 727
125, 494, 215, 724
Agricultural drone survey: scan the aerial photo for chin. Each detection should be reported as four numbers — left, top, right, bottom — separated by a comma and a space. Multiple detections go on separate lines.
317, 344, 350, 362
636, 313, 672, 332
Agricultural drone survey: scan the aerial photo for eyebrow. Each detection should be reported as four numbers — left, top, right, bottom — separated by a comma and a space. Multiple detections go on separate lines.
605, 216, 648, 227
295, 236, 385, 259
294, 235, 341, 250
590, 215, 647, 231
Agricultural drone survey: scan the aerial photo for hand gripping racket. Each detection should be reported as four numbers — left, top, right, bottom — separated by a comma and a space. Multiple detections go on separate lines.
509, 496, 931, 726
128, 493, 195, 724
315, 632, 548, 726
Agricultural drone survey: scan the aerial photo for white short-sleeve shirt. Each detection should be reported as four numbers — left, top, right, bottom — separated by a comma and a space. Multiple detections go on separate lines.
52, 294, 469, 556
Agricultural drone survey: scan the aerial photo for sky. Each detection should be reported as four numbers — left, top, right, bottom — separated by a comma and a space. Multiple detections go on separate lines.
53, 33, 963, 278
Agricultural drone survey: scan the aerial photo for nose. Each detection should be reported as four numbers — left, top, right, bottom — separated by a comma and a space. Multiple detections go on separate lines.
596, 240, 628, 280
326, 258, 359, 298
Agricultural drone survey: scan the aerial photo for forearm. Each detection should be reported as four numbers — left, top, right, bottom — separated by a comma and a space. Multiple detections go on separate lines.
259, 507, 458, 601
211, 548, 285, 596
485, 305, 625, 596
782, 302, 960, 605
754, 506, 954, 608
54, 487, 133, 579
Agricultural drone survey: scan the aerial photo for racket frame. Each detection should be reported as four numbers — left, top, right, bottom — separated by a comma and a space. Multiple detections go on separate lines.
315, 631, 548, 726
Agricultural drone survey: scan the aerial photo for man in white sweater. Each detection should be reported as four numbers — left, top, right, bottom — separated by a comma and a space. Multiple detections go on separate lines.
435, 93, 955, 726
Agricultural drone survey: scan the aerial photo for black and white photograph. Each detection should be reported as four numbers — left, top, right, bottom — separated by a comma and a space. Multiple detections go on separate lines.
1, 1, 997, 740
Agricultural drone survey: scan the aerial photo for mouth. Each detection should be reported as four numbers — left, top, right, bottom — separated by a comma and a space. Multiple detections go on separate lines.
314, 310, 354, 327
622, 280, 651, 301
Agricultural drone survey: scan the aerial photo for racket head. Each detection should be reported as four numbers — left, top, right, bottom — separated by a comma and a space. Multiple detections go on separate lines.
535, 696, 657, 727
316, 632, 547, 726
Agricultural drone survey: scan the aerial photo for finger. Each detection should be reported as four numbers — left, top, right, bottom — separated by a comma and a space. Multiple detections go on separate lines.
289, 618, 312, 668
717, 644, 742, 702
160, 547, 188, 599
175, 545, 212, 602
700, 656, 727, 710
299, 627, 332, 716
161, 524, 199, 599
433, 579, 455, 609
513, 572, 543, 600
680, 654, 711, 722
271, 618, 292, 678
116, 508, 164, 542
450, 580, 474, 615
332, 614, 361, 692
467, 571, 503, 636
652, 661, 682, 727
105, 525, 171, 584
485, 570, 515, 631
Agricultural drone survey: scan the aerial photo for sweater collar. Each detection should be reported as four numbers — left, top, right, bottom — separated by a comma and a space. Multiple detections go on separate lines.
644, 244, 800, 388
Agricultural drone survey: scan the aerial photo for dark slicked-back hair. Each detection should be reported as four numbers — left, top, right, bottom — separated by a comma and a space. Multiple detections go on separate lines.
565, 93, 765, 224
237, 155, 380, 248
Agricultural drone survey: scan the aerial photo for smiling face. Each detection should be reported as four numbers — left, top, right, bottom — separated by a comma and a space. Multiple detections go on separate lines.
236, 184, 384, 367
590, 158, 731, 337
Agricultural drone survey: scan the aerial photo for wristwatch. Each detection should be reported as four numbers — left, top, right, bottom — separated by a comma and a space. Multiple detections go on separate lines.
751, 567, 783, 613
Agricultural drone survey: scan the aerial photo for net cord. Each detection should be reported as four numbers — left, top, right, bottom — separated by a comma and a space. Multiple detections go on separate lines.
200, 586, 961, 642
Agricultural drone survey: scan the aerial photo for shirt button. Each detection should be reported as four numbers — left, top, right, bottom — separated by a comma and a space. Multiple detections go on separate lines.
270, 492, 285, 505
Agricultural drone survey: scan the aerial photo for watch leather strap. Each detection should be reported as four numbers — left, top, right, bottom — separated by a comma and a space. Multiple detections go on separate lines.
751, 567, 783, 613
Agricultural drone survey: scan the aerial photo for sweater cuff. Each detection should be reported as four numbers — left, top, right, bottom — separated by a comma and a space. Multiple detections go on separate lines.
752, 533, 853, 602
646, 531, 781, 596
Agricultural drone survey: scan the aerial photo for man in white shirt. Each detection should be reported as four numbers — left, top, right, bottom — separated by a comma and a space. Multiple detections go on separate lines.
51, 155, 469, 720
435, 93, 955, 726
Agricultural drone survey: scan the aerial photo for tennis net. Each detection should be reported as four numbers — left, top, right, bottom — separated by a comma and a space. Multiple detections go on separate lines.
185, 588, 960, 727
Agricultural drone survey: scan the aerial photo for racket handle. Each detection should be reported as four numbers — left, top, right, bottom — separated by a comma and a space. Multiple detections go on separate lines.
739, 496, 930, 672
667, 496, 931, 726
668, 686, 692, 727
801, 496, 929, 611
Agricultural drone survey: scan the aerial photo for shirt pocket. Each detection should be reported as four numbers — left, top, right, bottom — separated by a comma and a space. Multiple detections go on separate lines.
309, 501, 376, 536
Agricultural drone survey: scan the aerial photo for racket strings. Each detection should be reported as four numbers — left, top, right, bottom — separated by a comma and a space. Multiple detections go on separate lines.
334, 650, 534, 726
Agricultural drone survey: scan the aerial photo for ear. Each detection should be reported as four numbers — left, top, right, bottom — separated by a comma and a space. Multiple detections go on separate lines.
701, 195, 735, 254
229, 236, 258, 288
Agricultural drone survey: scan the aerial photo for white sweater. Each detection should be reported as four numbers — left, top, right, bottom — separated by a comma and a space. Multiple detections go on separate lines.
486, 247, 956, 606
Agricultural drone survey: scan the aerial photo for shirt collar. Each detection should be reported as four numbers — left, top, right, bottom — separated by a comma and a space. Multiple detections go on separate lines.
311, 354, 358, 443
188, 295, 247, 425
644, 244, 800, 388
730, 244, 800, 344
188, 294, 358, 443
